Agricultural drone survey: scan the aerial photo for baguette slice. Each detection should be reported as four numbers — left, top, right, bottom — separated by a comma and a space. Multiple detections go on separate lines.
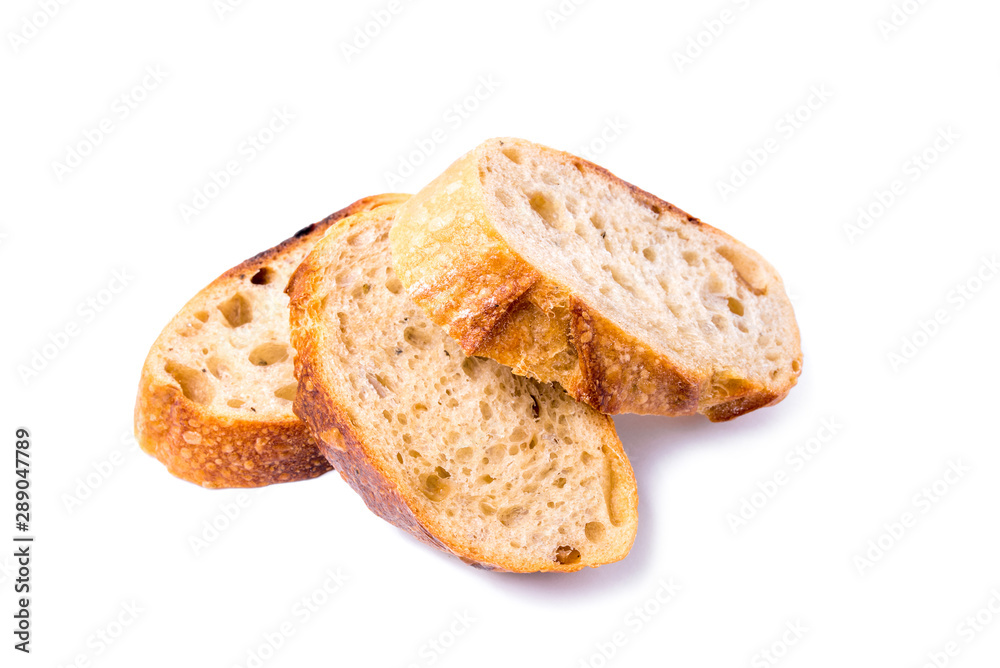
390, 138, 802, 421
135, 194, 409, 488
288, 202, 637, 572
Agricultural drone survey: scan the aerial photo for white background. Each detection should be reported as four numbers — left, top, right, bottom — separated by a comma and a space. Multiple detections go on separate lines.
2, 1, 999, 666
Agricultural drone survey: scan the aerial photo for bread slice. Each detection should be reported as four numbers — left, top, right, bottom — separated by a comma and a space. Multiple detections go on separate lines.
389, 138, 802, 421
134, 194, 409, 488
287, 201, 637, 572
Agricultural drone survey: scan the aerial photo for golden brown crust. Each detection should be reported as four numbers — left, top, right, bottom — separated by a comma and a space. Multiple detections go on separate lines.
569, 297, 700, 415
390, 139, 801, 422
134, 379, 330, 488
288, 205, 637, 572
134, 194, 409, 488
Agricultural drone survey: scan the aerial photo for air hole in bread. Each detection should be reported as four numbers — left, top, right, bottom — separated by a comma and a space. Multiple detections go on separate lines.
404, 326, 430, 347
682, 250, 699, 267
349, 282, 372, 300
480, 500, 497, 515
498, 505, 527, 527
179, 320, 203, 337
218, 293, 253, 328
727, 297, 744, 317
164, 360, 213, 404
366, 373, 391, 398
715, 375, 750, 397
657, 276, 671, 296
194, 310, 209, 323
227, 399, 244, 408
712, 314, 728, 331
555, 546, 581, 565
248, 343, 289, 366
792, 360, 801, 373
501, 147, 522, 164
250, 267, 275, 285
421, 473, 449, 502
336, 313, 356, 353
228, 336, 249, 349
717, 245, 768, 294
385, 276, 403, 294
205, 356, 226, 379
495, 189, 515, 208
609, 266, 636, 295
707, 272, 725, 294
480, 401, 493, 420
335, 270, 359, 287
528, 192, 561, 229
554, 477, 567, 488
643, 247, 657, 262
346, 229, 375, 247
484, 444, 504, 461
585, 522, 606, 542
274, 383, 297, 402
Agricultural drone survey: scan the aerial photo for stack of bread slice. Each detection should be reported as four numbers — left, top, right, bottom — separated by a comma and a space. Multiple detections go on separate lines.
135, 138, 801, 572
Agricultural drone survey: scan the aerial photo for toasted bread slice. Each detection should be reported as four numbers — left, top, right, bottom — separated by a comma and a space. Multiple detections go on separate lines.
288, 202, 637, 572
135, 194, 409, 488
389, 138, 802, 421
